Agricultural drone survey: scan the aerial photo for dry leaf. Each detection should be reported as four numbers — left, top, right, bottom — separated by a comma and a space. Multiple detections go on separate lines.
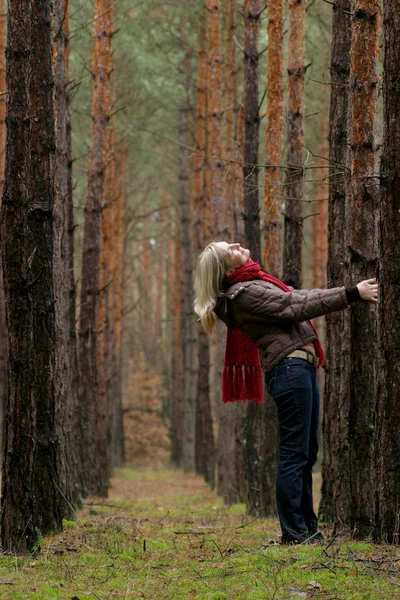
309, 580, 322, 589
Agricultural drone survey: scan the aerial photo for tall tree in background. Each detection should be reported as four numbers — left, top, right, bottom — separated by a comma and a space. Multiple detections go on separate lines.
283, 0, 305, 289
178, 89, 197, 473
193, 13, 215, 487
344, 0, 380, 537
241, 0, 278, 517
376, 0, 400, 542
319, 0, 351, 525
110, 138, 127, 468
216, 0, 246, 505
1, 0, 65, 552
78, 0, 113, 496
96, 127, 117, 496
0, 0, 6, 441
205, 0, 227, 489
205, 0, 225, 239
170, 217, 184, 467
263, 0, 284, 277
225, 0, 239, 237
243, 0, 261, 262
52, 0, 80, 512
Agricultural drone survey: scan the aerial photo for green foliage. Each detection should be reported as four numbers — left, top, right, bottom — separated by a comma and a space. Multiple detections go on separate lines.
0, 468, 399, 599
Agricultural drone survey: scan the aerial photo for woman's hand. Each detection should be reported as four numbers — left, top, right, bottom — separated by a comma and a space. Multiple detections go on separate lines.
357, 278, 379, 302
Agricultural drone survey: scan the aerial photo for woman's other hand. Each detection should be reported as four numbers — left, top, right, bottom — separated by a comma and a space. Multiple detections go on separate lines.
357, 278, 379, 302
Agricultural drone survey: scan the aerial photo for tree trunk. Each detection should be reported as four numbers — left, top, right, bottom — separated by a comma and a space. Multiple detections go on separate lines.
178, 97, 197, 473
243, 0, 261, 263
319, 0, 351, 525
205, 0, 226, 239
0, 0, 6, 450
110, 138, 126, 468
1, 0, 64, 553
234, 104, 245, 241
193, 13, 215, 487
225, 0, 239, 237
376, 0, 400, 542
52, 0, 80, 514
241, 0, 278, 517
170, 218, 184, 467
78, 0, 113, 496
96, 127, 116, 496
283, 0, 305, 289
344, 0, 380, 538
263, 0, 284, 277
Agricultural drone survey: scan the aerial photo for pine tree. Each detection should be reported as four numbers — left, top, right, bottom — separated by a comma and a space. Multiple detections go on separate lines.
283, 0, 306, 289
78, 0, 114, 495
263, 0, 284, 277
1, 0, 65, 552
319, 0, 352, 525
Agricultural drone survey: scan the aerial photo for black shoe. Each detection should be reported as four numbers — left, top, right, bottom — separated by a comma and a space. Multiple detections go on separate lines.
307, 531, 324, 544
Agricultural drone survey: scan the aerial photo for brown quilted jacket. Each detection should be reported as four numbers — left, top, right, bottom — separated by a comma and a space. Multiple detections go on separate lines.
214, 280, 349, 372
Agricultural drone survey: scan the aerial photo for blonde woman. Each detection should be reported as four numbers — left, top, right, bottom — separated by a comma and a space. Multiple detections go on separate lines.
194, 241, 378, 545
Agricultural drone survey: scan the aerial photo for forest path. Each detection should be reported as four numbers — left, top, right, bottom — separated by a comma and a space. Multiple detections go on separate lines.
1, 468, 399, 599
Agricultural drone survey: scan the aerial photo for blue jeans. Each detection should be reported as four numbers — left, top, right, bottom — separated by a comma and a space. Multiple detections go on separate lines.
265, 357, 320, 543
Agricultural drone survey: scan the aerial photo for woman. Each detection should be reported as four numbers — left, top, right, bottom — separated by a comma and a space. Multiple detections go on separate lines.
194, 241, 378, 545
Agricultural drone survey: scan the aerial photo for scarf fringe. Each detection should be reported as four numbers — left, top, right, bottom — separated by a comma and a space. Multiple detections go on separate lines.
222, 365, 264, 405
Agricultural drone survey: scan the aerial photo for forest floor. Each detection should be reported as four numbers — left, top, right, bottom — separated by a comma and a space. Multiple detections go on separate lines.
1, 468, 400, 600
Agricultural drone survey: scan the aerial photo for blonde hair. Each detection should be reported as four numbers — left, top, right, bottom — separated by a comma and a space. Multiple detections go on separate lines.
194, 242, 228, 335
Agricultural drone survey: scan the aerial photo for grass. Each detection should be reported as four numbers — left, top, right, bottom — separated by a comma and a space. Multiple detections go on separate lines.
0, 468, 399, 599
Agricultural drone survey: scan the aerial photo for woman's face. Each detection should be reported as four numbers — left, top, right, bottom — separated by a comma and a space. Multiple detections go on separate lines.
214, 242, 250, 271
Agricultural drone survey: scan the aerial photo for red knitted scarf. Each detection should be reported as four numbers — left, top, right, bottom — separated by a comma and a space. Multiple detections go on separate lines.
222, 259, 325, 405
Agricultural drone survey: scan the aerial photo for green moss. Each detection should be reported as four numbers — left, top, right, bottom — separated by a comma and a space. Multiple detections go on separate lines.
0, 469, 399, 600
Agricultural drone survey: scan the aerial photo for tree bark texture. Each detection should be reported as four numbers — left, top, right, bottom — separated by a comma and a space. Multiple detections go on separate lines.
241, 0, 277, 517
320, 0, 351, 525
234, 104, 245, 241
1, 0, 64, 553
110, 138, 126, 469
193, 15, 215, 486
283, 0, 305, 289
52, 0, 80, 513
263, 0, 284, 277
345, 0, 380, 538
0, 0, 6, 448
78, 0, 113, 496
243, 0, 261, 263
205, 0, 226, 240
375, 0, 400, 543
178, 98, 197, 473
225, 0, 239, 237
170, 218, 184, 467
96, 127, 117, 496
244, 397, 278, 517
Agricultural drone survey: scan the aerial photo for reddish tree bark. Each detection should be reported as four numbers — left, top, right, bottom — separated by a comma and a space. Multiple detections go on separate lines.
78, 0, 113, 496
283, 0, 305, 289
193, 13, 215, 487
263, 0, 284, 277
225, 0, 239, 236
205, 0, 226, 240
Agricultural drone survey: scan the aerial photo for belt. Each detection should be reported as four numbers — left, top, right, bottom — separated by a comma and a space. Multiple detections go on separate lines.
286, 349, 319, 367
